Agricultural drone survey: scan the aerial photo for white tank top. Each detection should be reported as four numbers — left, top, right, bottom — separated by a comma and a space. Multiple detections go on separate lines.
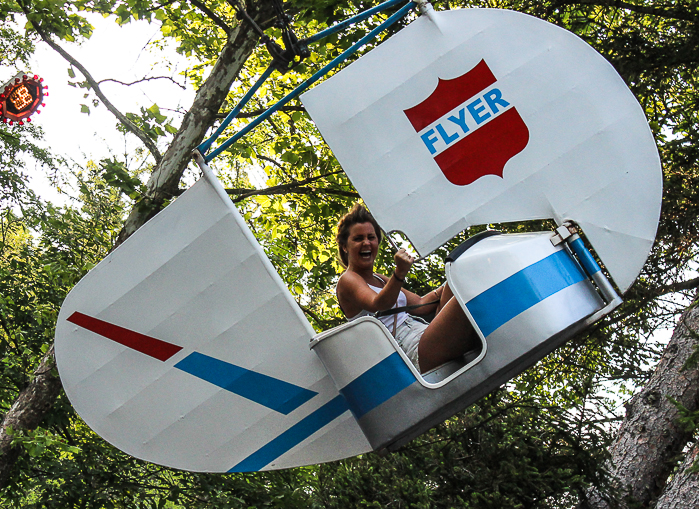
347, 276, 408, 331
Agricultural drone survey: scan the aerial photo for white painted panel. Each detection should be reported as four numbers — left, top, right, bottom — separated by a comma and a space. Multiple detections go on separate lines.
55, 175, 371, 472
303, 8, 661, 293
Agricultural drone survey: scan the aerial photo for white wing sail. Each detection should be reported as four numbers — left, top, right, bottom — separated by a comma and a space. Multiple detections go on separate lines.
55, 172, 370, 472
301, 8, 662, 293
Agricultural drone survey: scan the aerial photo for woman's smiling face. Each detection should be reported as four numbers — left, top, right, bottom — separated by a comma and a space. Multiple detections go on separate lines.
345, 222, 379, 270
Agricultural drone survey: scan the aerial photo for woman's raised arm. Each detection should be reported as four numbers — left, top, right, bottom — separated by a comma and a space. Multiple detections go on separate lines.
337, 248, 414, 317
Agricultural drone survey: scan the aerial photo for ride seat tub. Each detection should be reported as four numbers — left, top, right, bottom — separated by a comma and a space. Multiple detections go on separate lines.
310, 230, 606, 452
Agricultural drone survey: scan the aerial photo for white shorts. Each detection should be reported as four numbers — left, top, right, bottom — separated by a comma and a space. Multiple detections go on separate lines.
393, 315, 428, 372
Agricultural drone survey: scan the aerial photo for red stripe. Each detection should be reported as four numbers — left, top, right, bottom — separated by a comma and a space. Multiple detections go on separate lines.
67, 312, 183, 362
404, 60, 496, 132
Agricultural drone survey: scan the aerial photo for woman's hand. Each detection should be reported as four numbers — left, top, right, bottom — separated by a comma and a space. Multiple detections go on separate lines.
394, 248, 413, 280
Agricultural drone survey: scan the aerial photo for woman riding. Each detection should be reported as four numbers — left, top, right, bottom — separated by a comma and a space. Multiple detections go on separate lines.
335, 204, 478, 374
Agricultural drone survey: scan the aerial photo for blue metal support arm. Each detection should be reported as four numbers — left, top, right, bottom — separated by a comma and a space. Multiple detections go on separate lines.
205, 0, 415, 162
303, 0, 408, 45
197, 65, 275, 155
567, 234, 621, 305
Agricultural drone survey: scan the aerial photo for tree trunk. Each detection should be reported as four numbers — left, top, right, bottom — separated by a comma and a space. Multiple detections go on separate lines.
654, 439, 699, 509
0, 345, 61, 486
580, 301, 699, 508
0, 2, 274, 488
116, 1, 274, 246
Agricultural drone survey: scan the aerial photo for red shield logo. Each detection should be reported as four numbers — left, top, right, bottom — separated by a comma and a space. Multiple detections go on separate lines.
404, 60, 529, 186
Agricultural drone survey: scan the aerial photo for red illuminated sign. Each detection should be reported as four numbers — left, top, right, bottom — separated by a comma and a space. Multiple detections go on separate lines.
1, 72, 47, 126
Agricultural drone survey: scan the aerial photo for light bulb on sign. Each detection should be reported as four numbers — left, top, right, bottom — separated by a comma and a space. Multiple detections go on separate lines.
1, 71, 47, 126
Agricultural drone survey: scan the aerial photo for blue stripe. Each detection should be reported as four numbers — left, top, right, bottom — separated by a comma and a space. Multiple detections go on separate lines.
174, 352, 316, 414
228, 395, 349, 472
340, 352, 417, 419
466, 249, 587, 337
569, 237, 601, 276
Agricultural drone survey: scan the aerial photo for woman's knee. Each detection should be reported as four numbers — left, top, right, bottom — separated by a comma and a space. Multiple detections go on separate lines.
418, 300, 477, 369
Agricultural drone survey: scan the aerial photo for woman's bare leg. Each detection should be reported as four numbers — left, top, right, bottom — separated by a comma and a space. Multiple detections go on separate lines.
418, 295, 479, 373
435, 283, 455, 315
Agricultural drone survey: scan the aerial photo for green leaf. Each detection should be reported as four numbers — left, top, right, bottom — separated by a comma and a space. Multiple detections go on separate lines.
147, 104, 167, 124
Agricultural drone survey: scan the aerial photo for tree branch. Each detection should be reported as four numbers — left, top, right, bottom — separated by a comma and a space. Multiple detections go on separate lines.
556, 0, 698, 22
588, 276, 699, 334
98, 76, 186, 90
0, 310, 14, 354
223, 170, 359, 202
236, 170, 342, 193
145, 0, 178, 13
215, 105, 307, 119
230, 185, 359, 202
658, 276, 699, 295
190, 0, 232, 35
256, 154, 284, 169
300, 305, 343, 330
30, 25, 163, 163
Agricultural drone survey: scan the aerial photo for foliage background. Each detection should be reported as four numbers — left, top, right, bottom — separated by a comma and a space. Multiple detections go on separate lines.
1, 0, 698, 507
